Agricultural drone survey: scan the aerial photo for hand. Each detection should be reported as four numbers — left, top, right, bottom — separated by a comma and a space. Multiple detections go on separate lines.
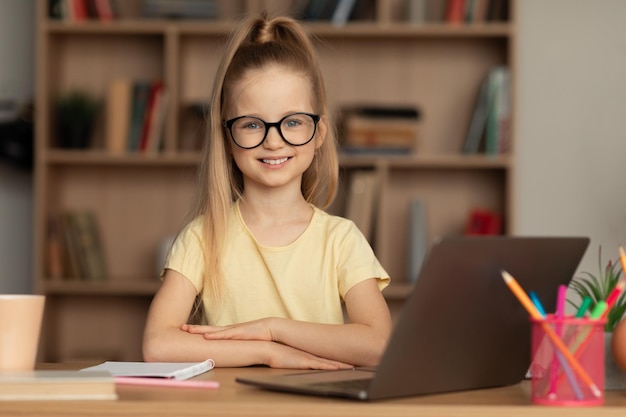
266, 343, 354, 370
181, 318, 275, 342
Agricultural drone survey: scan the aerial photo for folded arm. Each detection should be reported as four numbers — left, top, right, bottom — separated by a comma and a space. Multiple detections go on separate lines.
143, 269, 352, 369
184, 278, 393, 367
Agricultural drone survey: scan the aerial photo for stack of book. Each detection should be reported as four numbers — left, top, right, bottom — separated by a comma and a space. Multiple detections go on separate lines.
0, 371, 116, 401
408, 0, 509, 24
105, 79, 169, 154
47, 210, 107, 282
142, 0, 218, 19
340, 105, 421, 155
49, 0, 116, 21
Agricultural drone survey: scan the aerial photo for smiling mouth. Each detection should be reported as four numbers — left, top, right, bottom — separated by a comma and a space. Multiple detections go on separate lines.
261, 157, 290, 165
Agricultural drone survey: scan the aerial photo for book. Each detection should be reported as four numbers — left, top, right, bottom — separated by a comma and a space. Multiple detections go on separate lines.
446, 0, 465, 23
0, 370, 117, 401
462, 73, 490, 154
407, 199, 428, 284
139, 81, 164, 152
81, 359, 215, 380
426, 0, 448, 22
127, 81, 152, 152
407, 0, 428, 24
331, 0, 357, 25
463, 66, 510, 155
470, 0, 489, 23
105, 78, 132, 153
143, 84, 169, 154
485, 66, 510, 155
59, 212, 82, 279
344, 170, 378, 242
46, 215, 65, 279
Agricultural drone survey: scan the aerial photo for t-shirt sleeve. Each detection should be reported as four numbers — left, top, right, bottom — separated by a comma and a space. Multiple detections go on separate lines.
336, 220, 390, 298
163, 217, 205, 294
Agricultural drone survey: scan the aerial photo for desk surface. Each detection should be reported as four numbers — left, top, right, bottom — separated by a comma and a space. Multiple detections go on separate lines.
1, 366, 625, 417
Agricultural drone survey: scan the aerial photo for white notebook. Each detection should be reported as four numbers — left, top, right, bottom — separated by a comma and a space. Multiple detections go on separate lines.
80, 359, 215, 380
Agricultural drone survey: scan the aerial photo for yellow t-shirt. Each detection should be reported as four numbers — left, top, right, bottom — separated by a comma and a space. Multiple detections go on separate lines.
164, 201, 390, 326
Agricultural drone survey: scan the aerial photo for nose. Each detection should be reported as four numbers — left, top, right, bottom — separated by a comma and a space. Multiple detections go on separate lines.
262, 125, 285, 149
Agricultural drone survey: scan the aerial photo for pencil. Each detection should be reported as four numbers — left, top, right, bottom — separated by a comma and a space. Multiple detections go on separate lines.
501, 270, 602, 398
115, 377, 220, 389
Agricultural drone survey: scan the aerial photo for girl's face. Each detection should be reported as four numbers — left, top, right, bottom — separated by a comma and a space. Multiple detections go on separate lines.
225, 65, 326, 195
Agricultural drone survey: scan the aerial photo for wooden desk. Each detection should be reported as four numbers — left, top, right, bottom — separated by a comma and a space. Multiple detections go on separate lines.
1, 366, 625, 416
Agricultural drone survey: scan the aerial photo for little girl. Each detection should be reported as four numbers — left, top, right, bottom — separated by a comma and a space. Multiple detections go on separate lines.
143, 14, 391, 369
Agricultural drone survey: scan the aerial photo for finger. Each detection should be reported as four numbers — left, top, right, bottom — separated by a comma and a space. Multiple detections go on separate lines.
182, 324, 221, 334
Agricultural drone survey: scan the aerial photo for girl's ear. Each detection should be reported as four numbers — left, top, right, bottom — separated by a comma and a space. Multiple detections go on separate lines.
315, 115, 328, 149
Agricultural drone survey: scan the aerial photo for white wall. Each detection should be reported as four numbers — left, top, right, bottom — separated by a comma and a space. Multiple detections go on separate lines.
0, 0, 35, 294
516, 0, 626, 275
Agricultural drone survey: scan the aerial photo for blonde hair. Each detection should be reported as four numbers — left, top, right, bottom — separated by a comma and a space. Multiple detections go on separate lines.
191, 15, 338, 304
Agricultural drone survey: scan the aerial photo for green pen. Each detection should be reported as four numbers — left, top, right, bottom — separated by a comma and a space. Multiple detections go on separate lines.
575, 296, 593, 318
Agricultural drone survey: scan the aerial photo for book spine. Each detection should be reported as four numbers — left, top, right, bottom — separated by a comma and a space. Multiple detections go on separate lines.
60, 212, 83, 280
344, 170, 378, 242
407, 199, 428, 284
127, 81, 151, 152
462, 74, 490, 154
105, 78, 132, 153
72, 211, 107, 282
139, 81, 164, 152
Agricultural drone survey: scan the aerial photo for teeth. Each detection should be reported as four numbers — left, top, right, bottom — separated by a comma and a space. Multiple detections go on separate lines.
262, 157, 288, 165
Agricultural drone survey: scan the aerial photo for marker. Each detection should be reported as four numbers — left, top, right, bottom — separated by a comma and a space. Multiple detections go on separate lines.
501, 270, 602, 398
115, 377, 220, 389
575, 296, 592, 318
602, 281, 625, 319
590, 300, 608, 319
529, 292, 547, 316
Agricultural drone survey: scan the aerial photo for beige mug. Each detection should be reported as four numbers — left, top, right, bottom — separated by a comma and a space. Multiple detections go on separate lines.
0, 294, 45, 371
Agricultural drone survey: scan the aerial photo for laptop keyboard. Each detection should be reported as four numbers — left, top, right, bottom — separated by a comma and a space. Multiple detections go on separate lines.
309, 378, 372, 392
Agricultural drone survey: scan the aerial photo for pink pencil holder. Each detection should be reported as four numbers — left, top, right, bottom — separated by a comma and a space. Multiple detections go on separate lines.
529, 316, 605, 406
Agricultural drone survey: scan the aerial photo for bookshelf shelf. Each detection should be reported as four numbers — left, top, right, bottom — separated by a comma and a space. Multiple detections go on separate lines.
338, 154, 512, 169
45, 150, 201, 167
42, 280, 160, 296
35, 0, 516, 362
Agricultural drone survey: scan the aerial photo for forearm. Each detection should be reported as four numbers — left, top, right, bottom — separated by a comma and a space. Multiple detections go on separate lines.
271, 318, 389, 367
143, 326, 269, 367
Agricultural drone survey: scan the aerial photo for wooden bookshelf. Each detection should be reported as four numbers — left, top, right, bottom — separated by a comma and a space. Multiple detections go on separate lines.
34, 0, 516, 361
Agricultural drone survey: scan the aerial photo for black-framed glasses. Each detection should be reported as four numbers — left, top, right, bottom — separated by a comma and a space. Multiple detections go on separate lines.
224, 112, 320, 149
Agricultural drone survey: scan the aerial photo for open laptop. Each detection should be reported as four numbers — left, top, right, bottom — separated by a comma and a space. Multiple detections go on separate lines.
236, 236, 590, 401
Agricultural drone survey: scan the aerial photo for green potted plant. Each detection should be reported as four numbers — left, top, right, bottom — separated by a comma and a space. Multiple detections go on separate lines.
568, 245, 626, 389
56, 90, 100, 149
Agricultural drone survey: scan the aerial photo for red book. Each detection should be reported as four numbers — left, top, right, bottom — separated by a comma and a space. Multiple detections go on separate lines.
446, 0, 465, 23
139, 81, 164, 152
71, 0, 88, 21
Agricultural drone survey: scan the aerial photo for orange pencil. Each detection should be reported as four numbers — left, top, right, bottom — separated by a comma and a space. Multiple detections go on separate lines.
501, 270, 602, 398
